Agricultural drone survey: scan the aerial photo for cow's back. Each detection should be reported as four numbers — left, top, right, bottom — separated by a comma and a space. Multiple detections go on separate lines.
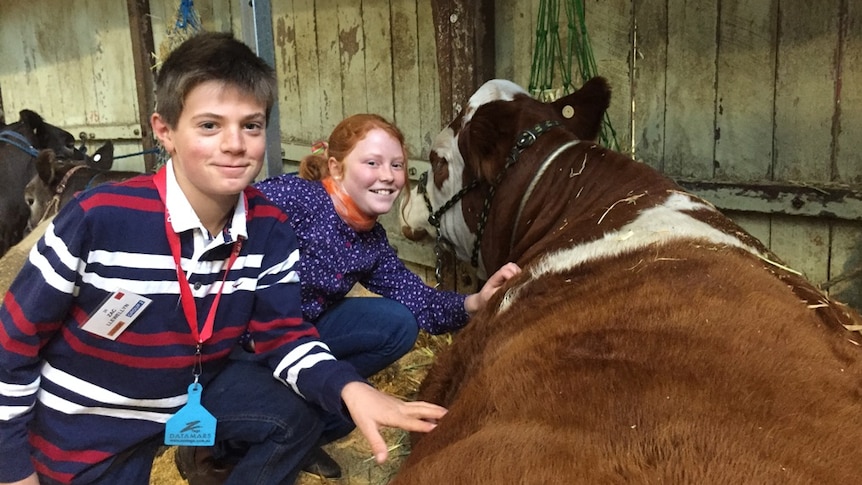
394, 241, 862, 484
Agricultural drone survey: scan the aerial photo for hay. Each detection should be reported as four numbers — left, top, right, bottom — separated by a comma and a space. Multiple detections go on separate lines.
155, 1, 202, 70
295, 331, 451, 485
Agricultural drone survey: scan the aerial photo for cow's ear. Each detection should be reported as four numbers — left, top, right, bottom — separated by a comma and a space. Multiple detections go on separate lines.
19, 109, 44, 127
462, 103, 517, 183
19, 109, 46, 140
552, 76, 611, 141
35, 149, 59, 184
88, 141, 115, 170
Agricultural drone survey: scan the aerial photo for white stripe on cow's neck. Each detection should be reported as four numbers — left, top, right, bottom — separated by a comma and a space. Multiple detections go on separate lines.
498, 192, 768, 313
510, 140, 582, 252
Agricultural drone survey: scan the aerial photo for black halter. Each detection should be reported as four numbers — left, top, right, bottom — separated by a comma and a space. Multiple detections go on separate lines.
418, 120, 561, 286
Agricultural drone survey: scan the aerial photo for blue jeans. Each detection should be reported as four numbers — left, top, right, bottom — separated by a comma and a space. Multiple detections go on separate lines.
41, 360, 321, 485
315, 297, 419, 378
200, 360, 324, 484
203, 297, 419, 478
312, 297, 419, 441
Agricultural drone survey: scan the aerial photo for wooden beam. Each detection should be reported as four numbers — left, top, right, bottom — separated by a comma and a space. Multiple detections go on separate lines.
677, 179, 862, 222
431, 0, 496, 124
428, 0, 496, 290
126, 0, 158, 172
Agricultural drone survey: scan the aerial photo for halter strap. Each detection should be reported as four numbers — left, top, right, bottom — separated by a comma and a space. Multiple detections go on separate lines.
509, 139, 582, 252
0, 129, 39, 157
419, 120, 561, 285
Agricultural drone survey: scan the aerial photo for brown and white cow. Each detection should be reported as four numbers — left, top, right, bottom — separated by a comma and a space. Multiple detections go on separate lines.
396, 78, 862, 484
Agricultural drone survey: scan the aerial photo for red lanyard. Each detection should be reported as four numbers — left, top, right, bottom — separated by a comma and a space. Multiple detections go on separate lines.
154, 168, 243, 345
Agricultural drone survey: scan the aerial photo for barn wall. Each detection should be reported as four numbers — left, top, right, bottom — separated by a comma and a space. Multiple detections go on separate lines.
494, 0, 862, 310
1, 0, 860, 308
0, 0, 142, 166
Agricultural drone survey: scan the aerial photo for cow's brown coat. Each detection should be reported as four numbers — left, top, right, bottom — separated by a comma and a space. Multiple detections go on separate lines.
396, 78, 862, 484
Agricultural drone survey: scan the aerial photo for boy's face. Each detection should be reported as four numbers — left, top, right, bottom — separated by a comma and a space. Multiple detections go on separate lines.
151, 80, 267, 206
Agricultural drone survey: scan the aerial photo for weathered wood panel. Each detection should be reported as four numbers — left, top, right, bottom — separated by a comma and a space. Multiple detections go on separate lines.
830, 222, 862, 310
714, 0, 776, 181
1, 0, 860, 309
774, 0, 840, 184
838, 0, 862, 184
585, 0, 632, 153
632, 0, 668, 169
0, 0, 141, 165
665, 0, 718, 179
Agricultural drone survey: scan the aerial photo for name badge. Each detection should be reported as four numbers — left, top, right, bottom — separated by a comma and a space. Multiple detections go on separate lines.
165, 383, 217, 446
80, 289, 152, 340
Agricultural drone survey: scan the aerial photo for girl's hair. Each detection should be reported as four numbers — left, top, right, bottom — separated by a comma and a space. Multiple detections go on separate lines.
299, 114, 407, 180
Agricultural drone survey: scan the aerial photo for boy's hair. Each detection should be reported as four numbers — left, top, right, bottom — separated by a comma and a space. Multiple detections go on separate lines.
299, 113, 408, 180
154, 31, 277, 128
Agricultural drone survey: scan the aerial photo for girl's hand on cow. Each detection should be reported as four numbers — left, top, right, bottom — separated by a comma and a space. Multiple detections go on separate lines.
341, 381, 447, 464
464, 262, 522, 314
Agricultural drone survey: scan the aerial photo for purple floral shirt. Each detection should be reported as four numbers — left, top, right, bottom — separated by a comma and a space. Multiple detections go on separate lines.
255, 174, 469, 334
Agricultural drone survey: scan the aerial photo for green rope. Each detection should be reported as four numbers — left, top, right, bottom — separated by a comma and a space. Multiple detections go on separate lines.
528, 0, 618, 150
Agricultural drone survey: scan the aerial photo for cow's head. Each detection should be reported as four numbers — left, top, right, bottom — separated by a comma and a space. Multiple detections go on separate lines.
400, 77, 611, 274
24, 141, 114, 230
16, 109, 84, 160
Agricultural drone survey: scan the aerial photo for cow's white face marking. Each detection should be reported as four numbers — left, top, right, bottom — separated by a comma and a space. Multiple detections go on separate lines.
401, 126, 459, 238
462, 79, 526, 125
400, 79, 529, 279
401, 126, 482, 274
497, 192, 767, 313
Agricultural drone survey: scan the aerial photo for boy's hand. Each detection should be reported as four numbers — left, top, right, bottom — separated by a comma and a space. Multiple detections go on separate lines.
340, 381, 447, 463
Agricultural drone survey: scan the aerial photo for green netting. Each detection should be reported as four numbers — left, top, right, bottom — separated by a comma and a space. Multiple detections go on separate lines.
528, 0, 619, 150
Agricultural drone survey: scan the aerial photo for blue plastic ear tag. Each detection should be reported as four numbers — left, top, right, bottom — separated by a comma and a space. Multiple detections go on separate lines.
164, 383, 217, 446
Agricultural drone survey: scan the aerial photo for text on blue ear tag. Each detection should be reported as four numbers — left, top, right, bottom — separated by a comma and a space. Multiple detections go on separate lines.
164, 383, 217, 446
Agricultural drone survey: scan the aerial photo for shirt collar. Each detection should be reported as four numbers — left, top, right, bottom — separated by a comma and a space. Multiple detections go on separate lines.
165, 159, 249, 243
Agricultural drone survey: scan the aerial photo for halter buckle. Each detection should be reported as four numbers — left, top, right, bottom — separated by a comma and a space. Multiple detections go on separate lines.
516, 130, 537, 149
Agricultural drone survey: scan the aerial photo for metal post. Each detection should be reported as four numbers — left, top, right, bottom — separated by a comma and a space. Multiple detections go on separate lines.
240, 0, 283, 178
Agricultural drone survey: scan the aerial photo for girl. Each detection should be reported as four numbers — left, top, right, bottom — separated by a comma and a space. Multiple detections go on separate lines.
255, 114, 520, 476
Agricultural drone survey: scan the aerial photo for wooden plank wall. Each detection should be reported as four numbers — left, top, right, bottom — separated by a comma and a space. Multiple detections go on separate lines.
0, 0, 142, 164
0, 0, 236, 169
272, 1, 441, 163
1, 0, 860, 308
496, 0, 862, 310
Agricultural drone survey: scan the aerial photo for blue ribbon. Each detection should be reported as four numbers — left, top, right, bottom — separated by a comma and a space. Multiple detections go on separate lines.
176, 0, 201, 30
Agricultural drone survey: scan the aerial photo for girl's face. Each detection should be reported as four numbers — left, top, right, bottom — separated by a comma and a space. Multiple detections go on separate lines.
330, 128, 406, 218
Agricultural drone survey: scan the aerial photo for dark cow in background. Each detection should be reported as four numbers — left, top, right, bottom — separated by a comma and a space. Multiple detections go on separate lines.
0, 109, 85, 256
24, 142, 142, 230
397, 78, 862, 484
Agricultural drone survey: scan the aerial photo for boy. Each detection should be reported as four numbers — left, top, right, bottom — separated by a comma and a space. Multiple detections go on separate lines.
0, 32, 445, 485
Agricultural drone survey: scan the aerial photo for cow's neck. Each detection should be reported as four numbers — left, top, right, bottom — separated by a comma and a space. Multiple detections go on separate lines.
479, 137, 679, 274
475, 129, 582, 272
